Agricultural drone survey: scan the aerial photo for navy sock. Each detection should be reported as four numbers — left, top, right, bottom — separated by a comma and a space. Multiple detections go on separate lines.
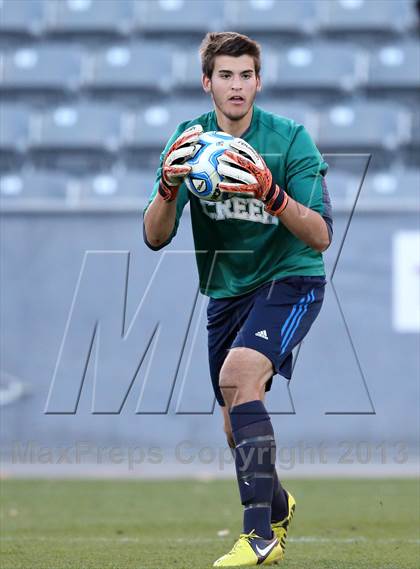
271, 470, 288, 523
230, 400, 276, 540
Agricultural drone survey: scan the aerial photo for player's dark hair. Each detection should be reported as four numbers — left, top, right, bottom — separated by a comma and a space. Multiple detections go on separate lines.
200, 32, 261, 79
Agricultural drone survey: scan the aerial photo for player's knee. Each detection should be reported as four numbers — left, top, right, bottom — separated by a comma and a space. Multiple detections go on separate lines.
219, 356, 240, 391
219, 365, 240, 407
219, 349, 248, 387
219, 348, 267, 405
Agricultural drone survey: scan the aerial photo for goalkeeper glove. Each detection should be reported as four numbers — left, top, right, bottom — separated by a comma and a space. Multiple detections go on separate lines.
218, 138, 289, 216
159, 124, 203, 202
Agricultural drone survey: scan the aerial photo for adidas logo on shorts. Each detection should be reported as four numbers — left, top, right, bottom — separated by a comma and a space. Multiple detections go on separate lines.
255, 329, 269, 340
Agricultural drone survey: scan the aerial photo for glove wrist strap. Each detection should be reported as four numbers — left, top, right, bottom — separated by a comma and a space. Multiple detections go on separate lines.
263, 180, 288, 217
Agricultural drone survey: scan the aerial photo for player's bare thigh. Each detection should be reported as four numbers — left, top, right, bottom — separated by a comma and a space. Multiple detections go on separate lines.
219, 346, 273, 410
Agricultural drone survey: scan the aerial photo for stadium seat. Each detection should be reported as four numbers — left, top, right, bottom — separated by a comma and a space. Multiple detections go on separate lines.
79, 169, 156, 202
86, 42, 175, 92
323, 166, 420, 209
122, 100, 212, 150
226, 0, 317, 34
0, 169, 70, 201
0, 0, 46, 36
1, 44, 84, 92
0, 168, 160, 206
0, 104, 31, 154
361, 167, 420, 205
271, 43, 364, 91
46, 0, 135, 35
411, 110, 420, 146
317, 0, 413, 33
256, 99, 319, 135
30, 103, 122, 152
367, 42, 420, 89
174, 51, 203, 90
135, 0, 225, 33
317, 101, 411, 150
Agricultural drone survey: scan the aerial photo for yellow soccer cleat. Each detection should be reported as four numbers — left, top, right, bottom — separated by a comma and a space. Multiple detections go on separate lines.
213, 530, 282, 567
271, 491, 296, 557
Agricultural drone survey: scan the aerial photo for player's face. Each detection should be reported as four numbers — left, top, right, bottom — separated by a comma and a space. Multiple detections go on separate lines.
202, 55, 261, 122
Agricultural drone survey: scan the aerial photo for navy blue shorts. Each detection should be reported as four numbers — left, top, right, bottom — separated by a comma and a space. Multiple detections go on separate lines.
207, 276, 326, 406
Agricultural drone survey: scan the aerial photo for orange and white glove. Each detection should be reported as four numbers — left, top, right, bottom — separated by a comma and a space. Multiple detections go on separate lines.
159, 124, 203, 202
218, 138, 289, 216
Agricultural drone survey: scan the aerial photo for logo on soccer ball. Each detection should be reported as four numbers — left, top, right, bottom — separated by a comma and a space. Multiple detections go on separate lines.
195, 180, 206, 193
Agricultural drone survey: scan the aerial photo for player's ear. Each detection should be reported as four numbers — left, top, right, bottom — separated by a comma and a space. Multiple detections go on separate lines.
202, 73, 211, 93
256, 75, 262, 92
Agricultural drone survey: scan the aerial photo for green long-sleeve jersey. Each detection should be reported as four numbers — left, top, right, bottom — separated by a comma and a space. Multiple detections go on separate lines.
144, 104, 332, 299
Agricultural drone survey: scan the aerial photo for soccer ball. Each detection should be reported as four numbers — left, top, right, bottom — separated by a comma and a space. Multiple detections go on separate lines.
184, 131, 234, 202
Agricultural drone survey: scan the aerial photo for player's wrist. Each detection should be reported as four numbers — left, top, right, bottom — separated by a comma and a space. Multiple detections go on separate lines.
263, 180, 288, 216
158, 180, 178, 202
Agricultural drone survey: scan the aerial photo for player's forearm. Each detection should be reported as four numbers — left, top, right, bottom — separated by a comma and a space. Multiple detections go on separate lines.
279, 196, 330, 252
143, 193, 177, 248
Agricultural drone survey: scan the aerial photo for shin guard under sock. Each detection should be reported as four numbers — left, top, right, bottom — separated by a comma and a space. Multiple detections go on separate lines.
230, 400, 276, 539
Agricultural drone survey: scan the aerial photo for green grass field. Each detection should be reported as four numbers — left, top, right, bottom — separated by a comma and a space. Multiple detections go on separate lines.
1, 478, 419, 569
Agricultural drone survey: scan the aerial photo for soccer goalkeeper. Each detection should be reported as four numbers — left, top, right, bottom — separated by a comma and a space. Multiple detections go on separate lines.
143, 32, 333, 567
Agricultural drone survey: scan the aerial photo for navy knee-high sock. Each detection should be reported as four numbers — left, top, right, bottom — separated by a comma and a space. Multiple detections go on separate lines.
271, 470, 288, 523
230, 400, 276, 540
